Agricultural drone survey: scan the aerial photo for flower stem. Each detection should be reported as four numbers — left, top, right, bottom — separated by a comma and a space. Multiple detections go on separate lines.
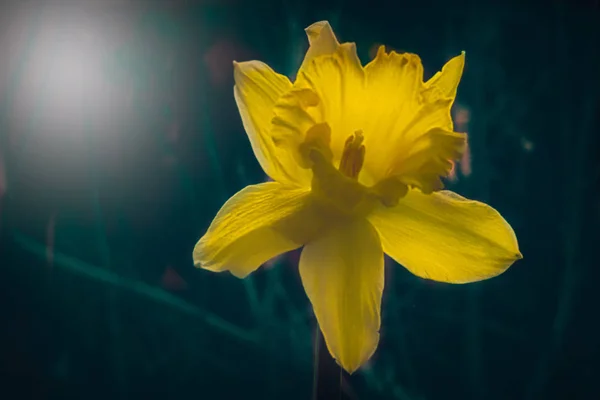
312, 324, 348, 400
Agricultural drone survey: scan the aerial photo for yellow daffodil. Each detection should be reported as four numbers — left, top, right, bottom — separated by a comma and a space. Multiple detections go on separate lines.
193, 21, 522, 374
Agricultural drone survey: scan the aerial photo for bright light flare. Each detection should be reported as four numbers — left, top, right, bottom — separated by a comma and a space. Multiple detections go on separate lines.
29, 27, 103, 112
11, 4, 126, 139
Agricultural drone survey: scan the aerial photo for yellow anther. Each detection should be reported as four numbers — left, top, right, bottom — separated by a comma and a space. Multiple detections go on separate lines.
338, 130, 365, 179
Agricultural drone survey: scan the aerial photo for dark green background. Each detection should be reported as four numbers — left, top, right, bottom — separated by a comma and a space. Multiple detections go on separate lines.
1, 0, 599, 399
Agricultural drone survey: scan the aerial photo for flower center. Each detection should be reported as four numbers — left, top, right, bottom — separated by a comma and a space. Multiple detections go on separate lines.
304, 127, 408, 218
308, 130, 374, 217
338, 130, 365, 179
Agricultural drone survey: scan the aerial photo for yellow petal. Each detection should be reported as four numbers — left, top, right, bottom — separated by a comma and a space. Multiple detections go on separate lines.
272, 32, 466, 192
194, 182, 320, 278
234, 61, 311, 187
389, 127, 466, 194
368, 190, 522, 284
271, 87, 321, 164
424, 51, 465, 99
272, 43, 365, 167
299, 217, 384, 373
362, 49, 465, 189
299, 21, 340, 71
361, 49, 424, 178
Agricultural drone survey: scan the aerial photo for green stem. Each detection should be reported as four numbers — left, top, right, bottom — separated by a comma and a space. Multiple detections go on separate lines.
312, 324, 349, 400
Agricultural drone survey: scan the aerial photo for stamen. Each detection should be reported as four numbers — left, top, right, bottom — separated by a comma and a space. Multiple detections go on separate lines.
338, 130, 365, 179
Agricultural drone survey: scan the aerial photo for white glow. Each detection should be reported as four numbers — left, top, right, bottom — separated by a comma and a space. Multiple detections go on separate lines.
12, 4, 126, 139
37, 32, 101, 100
29, 27, 103, 118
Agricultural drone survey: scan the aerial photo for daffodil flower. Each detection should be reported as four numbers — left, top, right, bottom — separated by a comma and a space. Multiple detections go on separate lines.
193, 21, 522, 374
